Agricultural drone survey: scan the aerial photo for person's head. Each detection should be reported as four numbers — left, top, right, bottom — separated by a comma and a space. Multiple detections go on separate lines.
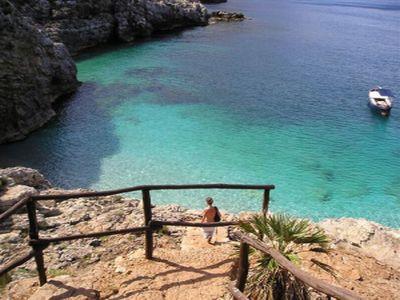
205, 197, 213, 206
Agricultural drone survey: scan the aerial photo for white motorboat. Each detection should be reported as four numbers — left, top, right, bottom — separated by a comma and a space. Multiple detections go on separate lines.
368, 86, 394, 116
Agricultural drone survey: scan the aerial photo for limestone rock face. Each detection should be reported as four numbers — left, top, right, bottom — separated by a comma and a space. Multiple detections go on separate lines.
0, 0, 207, 144
319, 218, 400, 269
115, 0, 208, 44
0, 167, 51, 189
0, 0, 79, 143
13, 0, 209, 55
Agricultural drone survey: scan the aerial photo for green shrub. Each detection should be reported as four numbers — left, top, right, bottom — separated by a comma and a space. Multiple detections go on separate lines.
239, 213, 333, 300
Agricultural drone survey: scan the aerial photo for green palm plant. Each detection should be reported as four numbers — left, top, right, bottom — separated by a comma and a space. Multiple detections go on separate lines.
0, 176, 10, 191
239, 213, 333, 300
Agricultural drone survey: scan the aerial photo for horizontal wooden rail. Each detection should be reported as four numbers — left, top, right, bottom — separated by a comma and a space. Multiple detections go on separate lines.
0, 197, 30, 223
235, 232, 362, 300
30, 226, 150, 245
31, 183, 275, 201
0, 182, 275, 288
228, 282, 249, 300
152, 220, 238, 227
0, 251, 35, 277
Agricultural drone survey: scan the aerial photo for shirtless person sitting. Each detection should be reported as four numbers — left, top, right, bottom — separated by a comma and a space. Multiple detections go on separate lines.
201, 197, 221, 244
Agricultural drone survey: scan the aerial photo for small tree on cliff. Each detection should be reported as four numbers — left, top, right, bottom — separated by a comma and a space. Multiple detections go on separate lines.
239, 213, 334, 300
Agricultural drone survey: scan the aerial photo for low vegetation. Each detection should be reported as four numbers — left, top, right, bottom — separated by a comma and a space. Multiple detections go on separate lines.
239, 213, 333, 299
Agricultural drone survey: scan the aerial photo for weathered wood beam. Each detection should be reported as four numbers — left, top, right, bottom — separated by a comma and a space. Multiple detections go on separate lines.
31, 184, 275, 201
228, 282, 249, 300
235, 232, 362, 300
0, 251, 35, 277
142, 189, 153, 259
236, 242, 249, 292
30, 226, 150, 244
262, 189, 270, 215
0, 197, 30, 222
27, 200, 47, 286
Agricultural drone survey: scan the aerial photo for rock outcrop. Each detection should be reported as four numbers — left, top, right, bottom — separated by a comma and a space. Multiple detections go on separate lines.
0, 167, 51, 190
0, 0, 209, 144
0, 0, 79, 144
13, 0, 209, 55
208, 10, 245, 23
319, 218, 400, 269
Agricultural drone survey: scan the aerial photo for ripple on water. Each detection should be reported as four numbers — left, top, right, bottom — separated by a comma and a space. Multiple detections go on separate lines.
0, 0, 399, 228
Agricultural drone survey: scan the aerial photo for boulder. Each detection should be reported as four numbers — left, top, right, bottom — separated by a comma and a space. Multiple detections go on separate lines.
0, 167, 51, 189
0, 185, 37, 213
0, 0, 79, 143
319, 218, 400, 269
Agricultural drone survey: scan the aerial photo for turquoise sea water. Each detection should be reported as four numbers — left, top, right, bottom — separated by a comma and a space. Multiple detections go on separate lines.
1, 0, 399, 227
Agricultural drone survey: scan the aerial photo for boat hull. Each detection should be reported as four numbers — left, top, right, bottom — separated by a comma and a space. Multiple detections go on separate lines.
368, 101, 391, 116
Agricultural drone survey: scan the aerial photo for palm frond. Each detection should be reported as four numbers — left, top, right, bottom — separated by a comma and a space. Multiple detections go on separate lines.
238, 213, 332, 299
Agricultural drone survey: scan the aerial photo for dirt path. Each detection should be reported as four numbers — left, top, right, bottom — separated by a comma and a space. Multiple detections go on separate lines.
106, 227, 235, 299
7, 225, 400, 299
6, 227, 236, 300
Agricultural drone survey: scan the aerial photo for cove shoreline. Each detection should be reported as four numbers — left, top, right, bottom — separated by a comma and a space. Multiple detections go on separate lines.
1, 0, 243, 144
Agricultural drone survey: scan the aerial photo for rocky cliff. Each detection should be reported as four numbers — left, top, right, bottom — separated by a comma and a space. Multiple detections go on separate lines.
0, 0, 79, 144
12, 0, 209, 55
0, 0, 209, 144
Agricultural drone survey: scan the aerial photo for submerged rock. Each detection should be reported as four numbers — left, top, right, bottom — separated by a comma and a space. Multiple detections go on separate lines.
0, 0, 79, 143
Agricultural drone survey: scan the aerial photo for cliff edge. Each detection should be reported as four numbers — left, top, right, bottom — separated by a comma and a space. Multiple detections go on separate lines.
0, 0, 209, 143
12, 0, 209, 55
0, 0, 79, 143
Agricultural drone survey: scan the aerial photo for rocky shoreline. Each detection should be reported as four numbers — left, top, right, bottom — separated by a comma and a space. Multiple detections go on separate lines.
1, 167, 399, 299
0, 0, 79, 144
11, 0, 209, 56
1, 0, 244, 144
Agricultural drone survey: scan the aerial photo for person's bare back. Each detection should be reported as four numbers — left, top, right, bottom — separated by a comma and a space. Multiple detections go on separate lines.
203, 207, 217, 223
201, 197, 221, 243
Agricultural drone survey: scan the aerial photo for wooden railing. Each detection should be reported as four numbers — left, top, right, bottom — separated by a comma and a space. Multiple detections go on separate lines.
0, 183, 362, 299
231, 232, 363, 300
0, 183, 274, 286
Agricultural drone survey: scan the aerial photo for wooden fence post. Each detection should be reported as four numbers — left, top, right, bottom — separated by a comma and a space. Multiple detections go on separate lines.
142, 189, 153, 259
262, 189, 270, 215
26, 200, 47, 286
236, 242, 249, 292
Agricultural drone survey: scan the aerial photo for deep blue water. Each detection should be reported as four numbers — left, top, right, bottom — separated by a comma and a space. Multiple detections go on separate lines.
1, 0, 399, 227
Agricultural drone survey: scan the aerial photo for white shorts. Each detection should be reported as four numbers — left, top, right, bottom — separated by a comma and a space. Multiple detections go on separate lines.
202, 227, 216, 239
